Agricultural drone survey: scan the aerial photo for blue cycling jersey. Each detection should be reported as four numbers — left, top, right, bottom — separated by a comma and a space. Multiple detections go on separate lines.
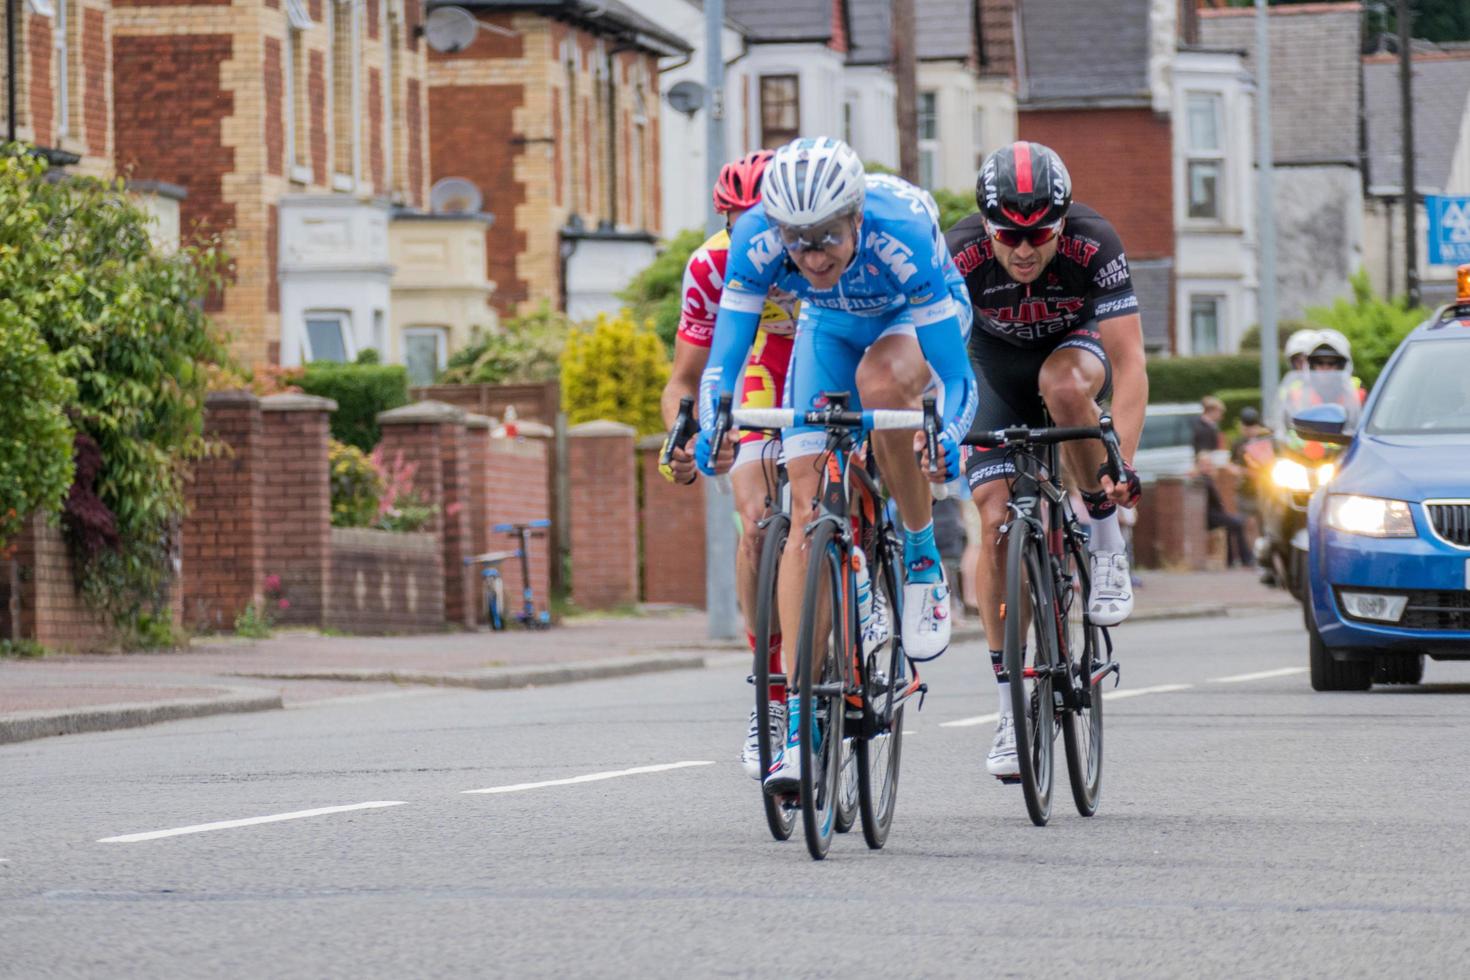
699, 173, 977, 448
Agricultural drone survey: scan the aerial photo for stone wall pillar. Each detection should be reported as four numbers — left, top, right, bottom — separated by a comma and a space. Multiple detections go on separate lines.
637, 436, 707, 608
567, 420, 637, 609
183, 390, 266, 631
260, 393, 336, 626
378, 400, 474, 627
463, 413, 495, 560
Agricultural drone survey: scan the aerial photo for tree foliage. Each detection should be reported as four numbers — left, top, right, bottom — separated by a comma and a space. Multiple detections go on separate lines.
0, 147, 229, 639
617, 228, 706, 352
437, 303, 570, 386
560, 312, 670, 435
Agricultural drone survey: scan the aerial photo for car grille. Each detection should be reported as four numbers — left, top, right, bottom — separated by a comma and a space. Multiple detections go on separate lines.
1399, 591, 1470, 632
1426, 501, 1470, 548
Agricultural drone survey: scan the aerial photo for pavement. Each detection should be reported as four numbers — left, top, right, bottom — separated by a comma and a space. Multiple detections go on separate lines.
0, 567, 1294, 745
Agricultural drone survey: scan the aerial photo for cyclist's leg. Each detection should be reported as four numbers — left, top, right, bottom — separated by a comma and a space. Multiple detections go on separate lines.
732, 332, 786, 639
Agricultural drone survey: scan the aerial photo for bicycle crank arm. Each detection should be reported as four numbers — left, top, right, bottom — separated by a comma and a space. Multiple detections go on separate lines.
1090, 660, 1121, 687
808, 681, 848, 698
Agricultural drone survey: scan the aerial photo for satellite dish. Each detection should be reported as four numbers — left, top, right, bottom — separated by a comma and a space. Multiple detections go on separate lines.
423, 5, 518, 52
666, 80, 705, 116
425, 6, 479, 52
429, 177, 483, 214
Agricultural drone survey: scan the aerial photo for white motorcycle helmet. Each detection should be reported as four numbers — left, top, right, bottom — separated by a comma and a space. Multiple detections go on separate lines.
760, 137, 866, 229
1283, 328, 1321, 366
1308, 328, 1353, 376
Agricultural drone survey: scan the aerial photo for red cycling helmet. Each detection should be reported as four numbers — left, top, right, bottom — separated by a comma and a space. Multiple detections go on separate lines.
712, 150, 774, 214
976, 141, 1072, 229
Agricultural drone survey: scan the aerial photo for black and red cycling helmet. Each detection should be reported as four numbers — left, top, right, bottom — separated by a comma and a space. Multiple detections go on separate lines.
712, 150, 774, 214
976, 141, 1072, 229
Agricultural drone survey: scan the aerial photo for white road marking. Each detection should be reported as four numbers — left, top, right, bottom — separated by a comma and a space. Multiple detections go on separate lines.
463, 761, 714, 795
939, 682, 1196, 728
1209, 667, 1307, 684
98, 801, 409, 843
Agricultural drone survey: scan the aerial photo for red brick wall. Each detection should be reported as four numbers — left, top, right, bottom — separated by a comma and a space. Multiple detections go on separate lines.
309, 49, 327, 183
325, 528, 444, 633
465, 423, 492, 560
27, 14, 54, 147
259, 400, 333, 626
183, 392, 266, 631
8, 517, 113, 653
1132, 477, 1209, 570
638, 446, 707, 608
484, 437, 552, 622
829, 0, 848, 53
265, 37, 284, 178
568, 423, 637, 609
267, 204, 279, 314
368, 67, 384, 190
438, 421, 475, 627
366, 0, 379, 40
113, 35, 236, 251
84, 7, 109, 155
1018, 108, 1175, 260
406, 77, 424, 208
428, 82, 526, 314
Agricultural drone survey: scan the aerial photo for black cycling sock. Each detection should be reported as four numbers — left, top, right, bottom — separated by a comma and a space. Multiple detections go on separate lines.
1081, 488, 1116, 521
989, 648, 1003, 677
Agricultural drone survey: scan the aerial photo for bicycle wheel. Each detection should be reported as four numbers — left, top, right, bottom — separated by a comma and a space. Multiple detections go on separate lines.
1005, 518, 1057, 827
857, 529, 905, 850
486, 576, 505, 631
835, 738, 858, 834
754, 513, 796, 842
797, 520, 848, 860
1060, 531, 1104, 816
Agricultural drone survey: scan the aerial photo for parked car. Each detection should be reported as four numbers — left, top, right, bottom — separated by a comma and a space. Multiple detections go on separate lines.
1134, 401, 1222, 483
1297, 269, 1470, 690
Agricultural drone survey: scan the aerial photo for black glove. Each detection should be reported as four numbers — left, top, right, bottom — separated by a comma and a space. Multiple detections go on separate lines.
1098, 459, 1142, 508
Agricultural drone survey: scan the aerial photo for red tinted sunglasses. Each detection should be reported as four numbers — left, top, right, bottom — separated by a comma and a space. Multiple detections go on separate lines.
990, 222, 1062, 248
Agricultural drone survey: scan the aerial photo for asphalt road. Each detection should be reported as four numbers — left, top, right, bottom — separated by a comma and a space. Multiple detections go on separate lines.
4, 609, 1470, 979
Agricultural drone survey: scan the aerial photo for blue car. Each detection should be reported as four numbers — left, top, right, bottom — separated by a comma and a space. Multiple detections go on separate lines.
1296, 281, 1470, 690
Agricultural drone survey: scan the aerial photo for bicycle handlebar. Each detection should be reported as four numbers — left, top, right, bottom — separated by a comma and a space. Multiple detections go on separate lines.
730, 405, 927, 432
660, 395, 699, 468
964, 415, 1127, 484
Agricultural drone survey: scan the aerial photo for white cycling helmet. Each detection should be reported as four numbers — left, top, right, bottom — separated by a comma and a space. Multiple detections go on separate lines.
760, 137, 866, 229
1283, 328, 1321, 362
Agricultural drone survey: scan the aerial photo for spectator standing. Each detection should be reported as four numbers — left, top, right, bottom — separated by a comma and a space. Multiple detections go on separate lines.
1192, 396, 1225, 455
1195, 451, 1250, 567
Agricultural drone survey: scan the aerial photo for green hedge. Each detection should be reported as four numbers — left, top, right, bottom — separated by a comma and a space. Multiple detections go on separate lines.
1213, 387, 1262, 429
297, 363, 410, 452
1145, 354, 1261, 403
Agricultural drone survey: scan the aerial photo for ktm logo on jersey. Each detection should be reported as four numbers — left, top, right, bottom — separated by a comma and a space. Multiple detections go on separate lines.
865, 231, 918, 283
745, 230, 782, 274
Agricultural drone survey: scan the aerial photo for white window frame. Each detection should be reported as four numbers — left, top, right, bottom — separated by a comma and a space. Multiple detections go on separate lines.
402, 326, 448, 386
25, 0, 55, 19
284, 0, 314, 184
1189, 293, 1224, 355
303, 310, 354, 363
1184, 90, 1225, 223
917, 90, 939, 190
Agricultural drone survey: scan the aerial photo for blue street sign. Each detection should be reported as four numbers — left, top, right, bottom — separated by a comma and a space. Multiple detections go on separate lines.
1427, 196, 1470, 266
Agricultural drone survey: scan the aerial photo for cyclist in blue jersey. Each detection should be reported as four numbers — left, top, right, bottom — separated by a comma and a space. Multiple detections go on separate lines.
695, 137, 977, 794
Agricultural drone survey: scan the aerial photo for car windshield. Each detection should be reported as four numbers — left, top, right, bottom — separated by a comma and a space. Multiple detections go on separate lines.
1367, 340, 1470, 435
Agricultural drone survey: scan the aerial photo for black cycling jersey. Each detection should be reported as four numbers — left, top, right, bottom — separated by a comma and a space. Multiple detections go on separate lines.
946, 203, 1139, 349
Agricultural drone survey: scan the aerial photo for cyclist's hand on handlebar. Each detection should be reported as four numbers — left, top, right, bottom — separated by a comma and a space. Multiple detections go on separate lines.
659, 435, 699, 485
695, 428, 739, 476
912, 430, 962, 483
1099, 459, 1142, 508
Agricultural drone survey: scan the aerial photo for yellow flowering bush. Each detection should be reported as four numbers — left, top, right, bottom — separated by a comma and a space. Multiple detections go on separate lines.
329, 440, 382, 528
560, 312, 670, 435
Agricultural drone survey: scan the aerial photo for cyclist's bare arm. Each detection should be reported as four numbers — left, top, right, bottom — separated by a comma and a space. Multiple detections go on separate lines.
1098, 312, 1147, 501
662, 337, 709, 429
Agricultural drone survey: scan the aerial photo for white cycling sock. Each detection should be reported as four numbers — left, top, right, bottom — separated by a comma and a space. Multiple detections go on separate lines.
1089, 510, 1125, 554
997, 681, 1011, 718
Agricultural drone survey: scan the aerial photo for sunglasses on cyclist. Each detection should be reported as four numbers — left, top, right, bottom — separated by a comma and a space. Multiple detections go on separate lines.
989, 222, 1062, 249
776, 217, 855, 253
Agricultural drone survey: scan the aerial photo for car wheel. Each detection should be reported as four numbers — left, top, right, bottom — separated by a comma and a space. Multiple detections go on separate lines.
1309, 623, 1372, 692
1373, 652, 1425, 686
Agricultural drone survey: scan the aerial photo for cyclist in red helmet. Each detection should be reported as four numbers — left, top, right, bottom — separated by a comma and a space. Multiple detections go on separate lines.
947, 140, 1149, 780
660, 150, 803, 779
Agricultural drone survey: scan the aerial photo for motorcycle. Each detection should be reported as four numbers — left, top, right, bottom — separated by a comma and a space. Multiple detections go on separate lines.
1254, 368, 1362, 606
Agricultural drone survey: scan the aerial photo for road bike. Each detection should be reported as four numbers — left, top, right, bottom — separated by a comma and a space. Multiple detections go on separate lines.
963, 416, 1125, 825
714, 391, 928, 859
464, 520, 552, 630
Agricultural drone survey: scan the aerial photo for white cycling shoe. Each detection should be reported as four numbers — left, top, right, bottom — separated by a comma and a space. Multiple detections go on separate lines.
986, 713, 1019, 779
902, 573, 952, 661
740, 702, 786, 780
1087, 550, 1134, 626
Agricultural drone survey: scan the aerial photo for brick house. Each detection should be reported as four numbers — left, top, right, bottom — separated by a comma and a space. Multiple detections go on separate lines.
110, 0, 436, 370
424, 0, 689, 320
1, 0, 114, 175
1014, 0, 1176, 354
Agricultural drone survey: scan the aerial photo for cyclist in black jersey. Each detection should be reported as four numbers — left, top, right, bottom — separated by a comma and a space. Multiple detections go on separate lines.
944, 141, 1148, 780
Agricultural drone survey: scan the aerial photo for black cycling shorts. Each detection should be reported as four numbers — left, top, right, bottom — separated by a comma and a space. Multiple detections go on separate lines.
963, 321, 1113, 490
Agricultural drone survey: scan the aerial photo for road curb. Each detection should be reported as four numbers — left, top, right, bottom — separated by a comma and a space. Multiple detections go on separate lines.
230, 653, 707, 691
0, 688, 284, 746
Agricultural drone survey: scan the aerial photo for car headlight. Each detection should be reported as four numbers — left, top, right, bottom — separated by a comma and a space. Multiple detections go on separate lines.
1271, 458, 1312, 492
1325, 494, 1416, 537
1316, 462, 1336, 486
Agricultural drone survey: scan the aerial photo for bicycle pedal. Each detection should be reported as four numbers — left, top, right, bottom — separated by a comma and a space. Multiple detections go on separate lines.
995, 775, 1021, 785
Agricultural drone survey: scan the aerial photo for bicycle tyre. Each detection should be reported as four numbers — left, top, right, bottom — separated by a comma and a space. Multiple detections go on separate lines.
487, 578, 505, 632
754, 513, 796, 842
857, 528, 905, 850
1005, 518, 1056, 827
835, 738, 858, 834
797, 520, 847, 860
1060, 531, 1104, 817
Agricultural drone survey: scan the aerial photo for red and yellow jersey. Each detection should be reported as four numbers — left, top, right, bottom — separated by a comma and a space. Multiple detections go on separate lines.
676, 229, 799, 348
